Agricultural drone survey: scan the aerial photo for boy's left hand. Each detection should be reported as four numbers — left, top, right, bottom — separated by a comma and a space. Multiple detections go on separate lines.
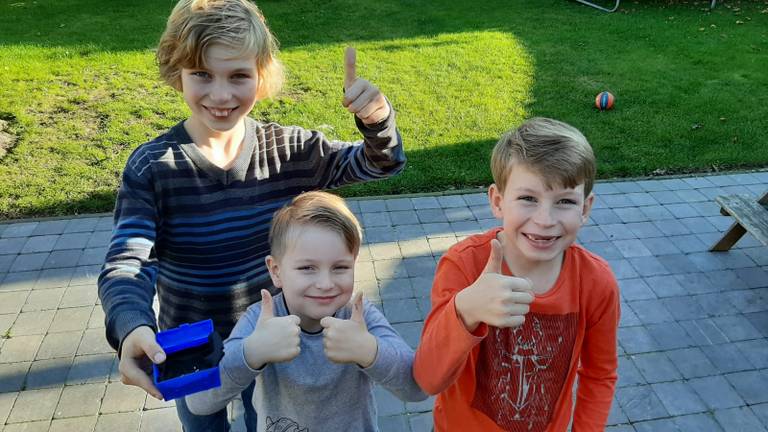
320, 291, 378, 367
342, 47, 390, 125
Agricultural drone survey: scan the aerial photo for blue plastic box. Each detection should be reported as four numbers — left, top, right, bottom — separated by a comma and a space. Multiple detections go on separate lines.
152, 319, 223, 400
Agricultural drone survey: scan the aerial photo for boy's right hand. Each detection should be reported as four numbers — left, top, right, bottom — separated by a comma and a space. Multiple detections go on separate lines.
244, 290, 301, 370
454, 239, 534, 332
119, 325, 166, 400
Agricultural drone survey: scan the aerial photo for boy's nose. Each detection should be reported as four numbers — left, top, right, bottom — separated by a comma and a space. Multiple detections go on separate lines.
533, 205, 556, 226
209, 81, 232, 103
315, 272, 335, 289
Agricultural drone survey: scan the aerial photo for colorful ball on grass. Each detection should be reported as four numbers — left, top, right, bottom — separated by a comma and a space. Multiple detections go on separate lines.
595, 91, 615, 111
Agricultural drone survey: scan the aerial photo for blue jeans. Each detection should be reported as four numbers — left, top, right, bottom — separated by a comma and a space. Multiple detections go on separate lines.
175, 382, 257, 432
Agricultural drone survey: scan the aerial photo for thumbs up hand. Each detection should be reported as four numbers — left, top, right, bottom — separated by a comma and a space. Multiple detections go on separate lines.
454, 239, 534, 332
342, 47, 390, 125
320, 292, 378, 368
243, 290, 302, 370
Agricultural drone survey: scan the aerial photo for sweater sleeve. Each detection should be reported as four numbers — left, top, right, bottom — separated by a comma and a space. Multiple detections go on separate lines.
413, 253, 488, 395
572, 271, 620, 431
185, 303, 262, 416
97, 151, 161, 352
360, 302, 427, 402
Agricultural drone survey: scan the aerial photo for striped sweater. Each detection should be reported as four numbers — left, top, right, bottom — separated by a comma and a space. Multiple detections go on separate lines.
98, 113, 405, 351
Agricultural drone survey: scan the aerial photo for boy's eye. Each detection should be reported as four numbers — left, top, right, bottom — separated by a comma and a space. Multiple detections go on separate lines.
334, 265, 351, 271
231, 73, 250, 80
192, 71, 211, 79
558, 199, 577, 205
518, 196, 537, 203
297, 266, 314, 271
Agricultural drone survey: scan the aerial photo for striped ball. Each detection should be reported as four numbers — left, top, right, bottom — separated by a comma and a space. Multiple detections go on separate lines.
595, 91, 615, 110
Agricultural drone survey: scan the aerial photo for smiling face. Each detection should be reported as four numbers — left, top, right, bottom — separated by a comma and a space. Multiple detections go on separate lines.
266, 224, 356, 332
180, 44, 260, 139
489, 163, 594, 272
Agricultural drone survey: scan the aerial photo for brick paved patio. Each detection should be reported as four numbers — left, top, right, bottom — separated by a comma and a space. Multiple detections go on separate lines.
1, 172, 767, 431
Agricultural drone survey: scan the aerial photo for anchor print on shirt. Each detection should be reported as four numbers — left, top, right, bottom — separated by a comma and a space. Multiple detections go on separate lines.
265, 416, 308, 432
472, 312, 577, 432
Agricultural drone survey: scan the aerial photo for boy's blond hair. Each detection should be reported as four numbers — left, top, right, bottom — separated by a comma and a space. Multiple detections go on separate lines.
491, 117, 596, 197
156, 0, 283, 98
269, 191, 363, 259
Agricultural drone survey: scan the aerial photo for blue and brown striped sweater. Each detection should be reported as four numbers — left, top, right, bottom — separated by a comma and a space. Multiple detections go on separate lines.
98, 113, 405, 351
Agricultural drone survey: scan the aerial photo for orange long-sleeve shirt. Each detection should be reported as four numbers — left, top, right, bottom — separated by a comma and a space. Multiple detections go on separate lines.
414, 228, 619, 432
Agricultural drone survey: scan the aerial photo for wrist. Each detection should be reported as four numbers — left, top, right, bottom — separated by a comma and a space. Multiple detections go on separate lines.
243, 333, 266, 370
454, 290, 479, 332
357, 333, 378, 368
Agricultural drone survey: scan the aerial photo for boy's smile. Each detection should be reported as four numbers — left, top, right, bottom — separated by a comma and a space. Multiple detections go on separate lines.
489, 164, 594, 272
266, 224, 356, 333
180, 44, 260, 139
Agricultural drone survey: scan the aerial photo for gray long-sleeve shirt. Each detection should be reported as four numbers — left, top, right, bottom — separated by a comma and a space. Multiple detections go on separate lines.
186, 293, 426, 431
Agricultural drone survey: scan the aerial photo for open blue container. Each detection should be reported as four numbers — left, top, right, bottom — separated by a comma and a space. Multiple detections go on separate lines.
152, 319, 223, 400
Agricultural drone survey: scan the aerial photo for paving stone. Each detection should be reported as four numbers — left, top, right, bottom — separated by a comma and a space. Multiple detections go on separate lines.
373, 259, 407, 280
652, 381, 708, 416
378, 414, 409, 432
369, 242, 402, 261
394, 224, 427, 241
50, 306, 92, 333
416, 208, 447, 224
0, 290, 29, 315
49, 416, 98, 432
95, 412, 142, 432
727, 288, 768, 314
0, 391, 17, 425
398, 238, 432, 258
0, 313, 14, 334
608, 259, 639, 280
659, 254, 700, 275
354, 261, 375, 281
77, 328, 113, 355
139, 406, 182, 432
615, 385, 668, 422
77, 247, 107, 266
601, 224, 637, 241
449, 220, 482, 237
364, 226, 398, 243
674, 273, 717, 296
589, 208, 622, 225
618, 326, 659, 354
402, 256, 436, 278
34, 267, 75, 289
52, 233, 91, 251
64, 217, 100, 234
661, 296, 707, 321
613, 207, 649, 224
0, 238, 29, 256
664, 203, 699, 219
688, 375, 744, 411
22, 287, 65, 312
10, 310, 55, 335
0, 254, 15, 273
725, 370, 768, 405
682, 176, 715, 188
710, 314, 763, 341
443, 206, 473, 223
617, 357, 646, 387
649, 190, 683, 205
631, 352, 682, 383
409, 412, 434, 432
713, 406, 768, 432
629, 299, 674, 324
606, 425, 635, 431
3, 420, 51, 431
0, 362, 30, 392
378, 278, 414, 300
753, 403, 768, 429
10, 253, 49, 273
647, 321, 695, 350
362, 212, 392, 228
410, 196, 440, 210
644, 275, 686, 298
25, 357, 73, 389
653, 219, 691, 236
619, 279, 655, 301
624, 193, 657, 207
52, 383, 106, 419
675, 188, 709, 203
681, 319, 729, 346
628, 256, 669, 277
665, 347, 718, 379
357, 200, 385, 213
427, 237, 456, 257
437, 195, 467, 208
673, 413, 724, 431
390, 210, 420, 226
667, 234, 708, 254
706, 269, 747, 291
392, 322, 422, 349
639, 205, 675, 221
0, 334, 43, 363
614, 239, 652, 259
469, 205, 493, 220
689, 200, 723, 217
21, 235, 60, 254
31, 220, 70, 236
619, 303, 641, 327
582, 241, 623, 260
679, 216, 719, 234
734, 339, 768, 369
711, 250, 756, 270
374, 386, 406, 416
746, 311, 768, 337
143, 392, 175, 410
633, 418, 680, 432
42, 250, 83, 269
7, 387, 61, 423
734, 267, 768, 288
36, 331, 82, 360
382, 298, 421, 324
701, 343, 755, 374
694, 293, 738, 316
1, 223, 39, 239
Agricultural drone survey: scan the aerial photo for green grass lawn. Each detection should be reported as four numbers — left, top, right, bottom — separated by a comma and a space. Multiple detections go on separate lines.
1, 0, 767, 219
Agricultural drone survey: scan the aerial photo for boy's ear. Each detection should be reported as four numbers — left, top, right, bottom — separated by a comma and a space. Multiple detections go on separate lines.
265, 255, 283, 288
488, 184, 504, 219
581, 192, 595, 224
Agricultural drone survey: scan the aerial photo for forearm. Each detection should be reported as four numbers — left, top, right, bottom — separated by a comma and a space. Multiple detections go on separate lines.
355, 101, 406, 174
362, 335, 426, 402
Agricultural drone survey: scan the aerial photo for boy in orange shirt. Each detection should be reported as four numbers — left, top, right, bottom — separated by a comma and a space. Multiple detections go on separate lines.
413, 117, 619, 432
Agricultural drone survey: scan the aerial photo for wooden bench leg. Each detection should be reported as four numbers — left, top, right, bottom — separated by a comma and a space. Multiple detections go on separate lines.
710, 222, 747, 252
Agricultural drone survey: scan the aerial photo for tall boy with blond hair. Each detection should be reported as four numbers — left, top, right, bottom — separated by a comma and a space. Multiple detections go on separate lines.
97, 0, 405, 429
414, 117, 619, 431
186, 191, 426, 431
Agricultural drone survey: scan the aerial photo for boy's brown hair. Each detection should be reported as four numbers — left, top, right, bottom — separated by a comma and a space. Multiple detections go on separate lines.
491, 117, 596, 197
269, 191, 363, 259
156, 0, 283, 98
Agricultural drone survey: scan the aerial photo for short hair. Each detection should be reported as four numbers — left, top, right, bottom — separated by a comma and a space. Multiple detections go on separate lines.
269, 191, 363, 259
156, 0, 283, 98
491, 117, 596, 197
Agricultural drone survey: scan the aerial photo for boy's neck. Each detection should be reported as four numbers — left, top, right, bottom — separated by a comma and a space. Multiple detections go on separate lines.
183, 117, 246, 169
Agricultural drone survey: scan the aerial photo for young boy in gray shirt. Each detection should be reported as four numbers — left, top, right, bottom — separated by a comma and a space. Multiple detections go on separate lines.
186, 191, 426, 431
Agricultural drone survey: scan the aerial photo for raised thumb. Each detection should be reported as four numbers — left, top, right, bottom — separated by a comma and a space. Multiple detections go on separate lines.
483, 238, 504, 274
349, 291, 364, 323
259, 289, 275, 321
